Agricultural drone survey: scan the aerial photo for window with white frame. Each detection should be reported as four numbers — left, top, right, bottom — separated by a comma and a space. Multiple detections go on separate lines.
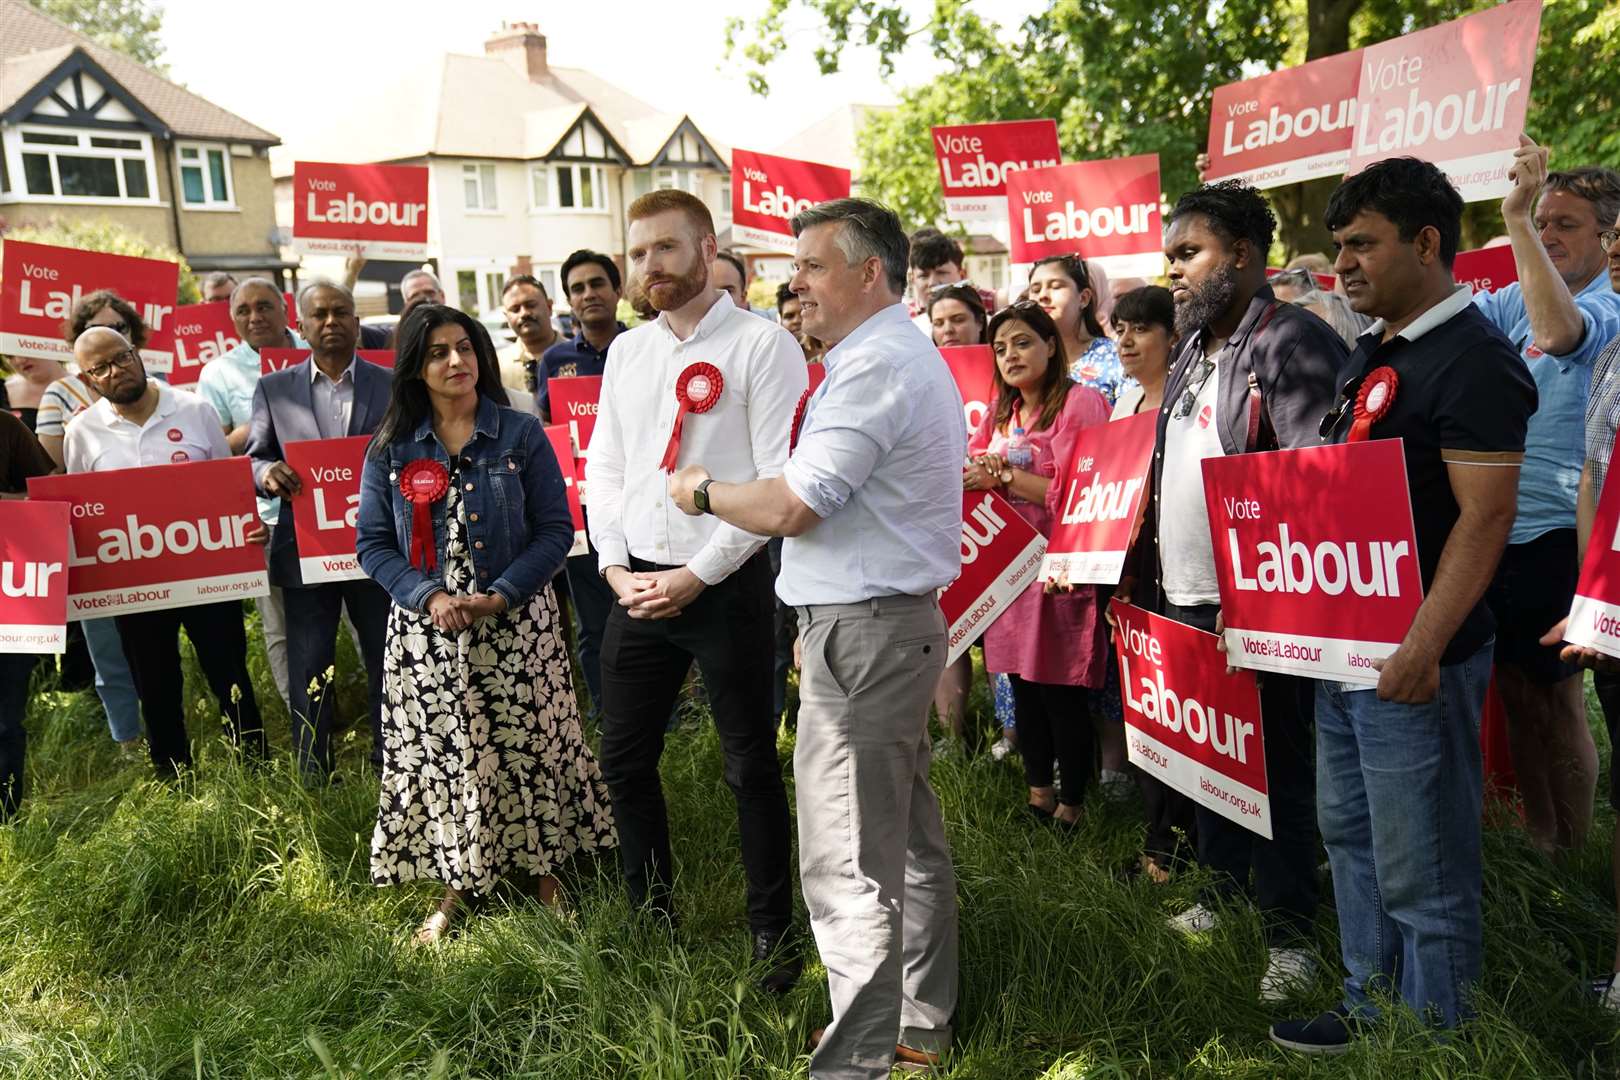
652, 167, 703, 195
531, 163, 607, 211
177, 142, 233, 207
6, 126, 156, 202
463, 162, 498, 210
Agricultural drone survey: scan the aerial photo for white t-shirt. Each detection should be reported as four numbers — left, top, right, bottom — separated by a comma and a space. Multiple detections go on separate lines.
1158, 351, 1225, 607
64, 378, 232, 474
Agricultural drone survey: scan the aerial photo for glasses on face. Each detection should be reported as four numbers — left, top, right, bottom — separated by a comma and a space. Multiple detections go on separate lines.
81, 349, 139, 380
1173, 354, 1218, 420
1271, 268, 1314, 289
1602, 229, 1620, 254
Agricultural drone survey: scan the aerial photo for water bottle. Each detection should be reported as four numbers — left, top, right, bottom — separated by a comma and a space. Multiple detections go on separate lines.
1005, 427, 1033, 472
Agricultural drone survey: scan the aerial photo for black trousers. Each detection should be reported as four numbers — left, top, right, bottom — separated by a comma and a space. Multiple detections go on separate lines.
1162, 600, 1319, 946
115, 600, 265, 776
598, 552, 792, 933
0, 653, 37, 818
284, 578, 390, 776
1009, 675, 1093, 806
564, 532, 615, 718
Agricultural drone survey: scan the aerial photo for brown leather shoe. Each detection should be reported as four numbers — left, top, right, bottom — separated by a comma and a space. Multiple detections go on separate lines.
805, 1028, 945, 1071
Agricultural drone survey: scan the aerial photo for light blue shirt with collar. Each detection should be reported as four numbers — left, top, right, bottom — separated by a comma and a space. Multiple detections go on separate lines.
1474, 268, 1620, 544
777, 302, 965, 606
196, 328, 306, 525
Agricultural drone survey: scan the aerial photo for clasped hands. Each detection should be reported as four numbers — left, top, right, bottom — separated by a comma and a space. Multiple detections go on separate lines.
426, 591, 507, 632
963, 453, 1005, 492
604, 565, 705, 620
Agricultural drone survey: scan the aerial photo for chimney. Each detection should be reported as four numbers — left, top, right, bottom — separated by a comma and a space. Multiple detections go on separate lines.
485, 21, 548, 81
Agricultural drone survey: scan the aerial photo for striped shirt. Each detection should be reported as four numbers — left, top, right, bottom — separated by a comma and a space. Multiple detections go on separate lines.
1585, 332, 1620, 495
34, 374, 98, 438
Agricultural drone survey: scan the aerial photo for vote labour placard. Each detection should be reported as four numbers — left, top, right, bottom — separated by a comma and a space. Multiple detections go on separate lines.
0, 240, 178, 371
1346, 2, 1542, 202
1202, 439, 1423, 684
1562, 469, 1620, 661
1040, 410, 1156, 587
544, 424, 588, 558
169, 302, 240, 387
1453, 245, 1519, 295
939, 490, 1046, 666
27, 457, 268, 618
1205, 49, 1364, 190
731, 149, 852, 255
260, 348, 392, 377
938, 345, 995, 438
931, 119, 1062, 223
0, 501, 70, 654
548, 375, 602, 495
1111, 600, 1271, 839
1005, 155, 1164, 278
283, 436, 368, 584
292, 162, 430, 259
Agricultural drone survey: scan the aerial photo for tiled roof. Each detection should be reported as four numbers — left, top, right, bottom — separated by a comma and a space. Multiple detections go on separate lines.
0, 0, 278, 144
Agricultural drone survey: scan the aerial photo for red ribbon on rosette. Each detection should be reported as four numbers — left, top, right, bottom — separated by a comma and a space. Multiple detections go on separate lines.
660, 362, 724, 471
1348, 366, 1399, 443
789, 387, 812, 452
399, 459, 449, 571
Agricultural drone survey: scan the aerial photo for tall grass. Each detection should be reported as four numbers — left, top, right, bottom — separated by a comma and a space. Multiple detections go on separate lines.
0, 617, 1616, 1077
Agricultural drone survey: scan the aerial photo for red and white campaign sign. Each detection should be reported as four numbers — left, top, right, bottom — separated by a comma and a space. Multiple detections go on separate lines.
283, 436, 368, 584
1561, 468, 1620, 660
549, 375, 602, 492
1266, 267, 1338, 292
544, 424, 588, 558
1006, 155, 1164, 278
1202, 439, 1423, 684
1453, 245, 1519, 294
292, 161, 430, 259
932, 119, 1062, 223
1205, 50, 1364, 190
731, 149, 852, 255
1347, 2, 1542, 202
1041, 410, 1157, 587
939, 345, 995, 437
939, 490, 1046, 665
1111, 600, 1270, 838
27, 457, 268, 618
0, 501, 70, 654
0, 240, 178, 370
259, 348, 393, 376
170, 302, 240, 387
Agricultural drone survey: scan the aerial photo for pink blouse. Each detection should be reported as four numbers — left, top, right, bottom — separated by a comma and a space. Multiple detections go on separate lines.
969, 385, 1112, 686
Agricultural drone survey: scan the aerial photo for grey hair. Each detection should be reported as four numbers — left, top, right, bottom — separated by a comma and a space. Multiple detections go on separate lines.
1294, 289, 1373, 349
229, 276, 284, 309
790, 197, 908, 295
296, 278, 354, 315
400, 268, 442, 292
201, 270, 238, 291
1544, 167, 1620, 231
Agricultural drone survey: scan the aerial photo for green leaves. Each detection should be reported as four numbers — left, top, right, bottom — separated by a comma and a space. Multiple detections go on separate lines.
26, 0, 167, 72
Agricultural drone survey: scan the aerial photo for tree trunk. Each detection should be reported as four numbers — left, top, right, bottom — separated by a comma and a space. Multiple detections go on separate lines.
1272, 0, 1361, 260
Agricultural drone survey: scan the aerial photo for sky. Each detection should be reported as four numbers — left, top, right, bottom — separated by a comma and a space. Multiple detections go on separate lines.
158, 0, 961, 162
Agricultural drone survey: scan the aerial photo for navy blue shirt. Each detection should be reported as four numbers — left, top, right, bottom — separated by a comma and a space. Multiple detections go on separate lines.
537, 323, 625, 421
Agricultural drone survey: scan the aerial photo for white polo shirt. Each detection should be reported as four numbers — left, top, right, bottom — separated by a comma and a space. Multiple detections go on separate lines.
64, 378, 232, 474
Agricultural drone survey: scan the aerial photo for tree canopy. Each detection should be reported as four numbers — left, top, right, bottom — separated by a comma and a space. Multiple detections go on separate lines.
27, 0, 167, 72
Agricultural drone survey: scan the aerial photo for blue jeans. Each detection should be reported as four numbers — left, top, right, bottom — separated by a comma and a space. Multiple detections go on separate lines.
1314, 641, 1491, 1028
81, 616, 142, 743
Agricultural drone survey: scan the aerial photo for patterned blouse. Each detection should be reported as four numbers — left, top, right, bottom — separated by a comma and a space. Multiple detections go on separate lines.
1068, 336, 1134, 408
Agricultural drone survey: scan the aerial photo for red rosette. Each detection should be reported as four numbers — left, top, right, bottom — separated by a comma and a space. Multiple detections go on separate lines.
1348, 365, 1399, 443
398, 458, 449, 572
660, 362, 724, 471
789, 387, 812, 452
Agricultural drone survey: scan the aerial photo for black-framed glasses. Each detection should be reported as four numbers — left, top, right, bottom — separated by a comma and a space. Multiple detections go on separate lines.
1172, 354, 1217, 419
1602, 229, 1620, 254
81, 349, 139, 380
1318, 373, 1367, 439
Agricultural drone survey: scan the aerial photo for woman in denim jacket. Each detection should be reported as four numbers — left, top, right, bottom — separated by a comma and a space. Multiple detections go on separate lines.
357, 304, 614, 945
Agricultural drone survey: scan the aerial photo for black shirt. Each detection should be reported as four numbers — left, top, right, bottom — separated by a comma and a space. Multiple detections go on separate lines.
1325, 289, 1536, 664
0, 410, 54, 494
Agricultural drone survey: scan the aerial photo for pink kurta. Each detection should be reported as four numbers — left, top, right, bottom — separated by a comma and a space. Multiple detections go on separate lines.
969, 385, 1111, 687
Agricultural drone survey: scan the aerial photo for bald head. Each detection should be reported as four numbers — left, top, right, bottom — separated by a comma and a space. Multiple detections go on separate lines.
73, 325, 131, 365
74, 326, 147, 405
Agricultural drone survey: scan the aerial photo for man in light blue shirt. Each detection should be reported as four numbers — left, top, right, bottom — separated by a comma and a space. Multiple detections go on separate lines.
669, 198, 964, 1078
1474, 140, 1620, 857
196, 278, 306, 710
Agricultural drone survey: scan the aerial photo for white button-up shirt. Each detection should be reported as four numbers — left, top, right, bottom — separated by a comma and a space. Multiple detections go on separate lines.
64, 378, 232, 474
587, 291, 807, 585
310, 356, 357, 440
778, 303, 965, 606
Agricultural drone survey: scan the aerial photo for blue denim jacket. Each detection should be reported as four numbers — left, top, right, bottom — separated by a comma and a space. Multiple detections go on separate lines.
356, 394, 573, 612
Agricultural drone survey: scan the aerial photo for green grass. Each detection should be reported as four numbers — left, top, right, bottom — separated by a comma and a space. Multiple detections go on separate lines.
2, 620, 1618, 1078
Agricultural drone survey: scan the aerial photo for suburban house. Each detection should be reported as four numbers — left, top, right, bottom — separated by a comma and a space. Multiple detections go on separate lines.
0, 0, 290, 284
272, 22, 732, 317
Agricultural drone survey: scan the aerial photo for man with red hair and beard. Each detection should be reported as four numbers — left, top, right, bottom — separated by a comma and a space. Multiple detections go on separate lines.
585, 189, 808, 990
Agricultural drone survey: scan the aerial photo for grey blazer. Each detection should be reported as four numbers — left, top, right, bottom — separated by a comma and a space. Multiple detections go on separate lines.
246, 356, 394, 588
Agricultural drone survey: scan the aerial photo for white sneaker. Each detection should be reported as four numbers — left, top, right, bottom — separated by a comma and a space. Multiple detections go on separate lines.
990, 736, 1014, 762
1600, 975, 1620, 1014
1099, 768, 1132, 799
1167, 903, 1218, 936
1259, 947, 1319, 1003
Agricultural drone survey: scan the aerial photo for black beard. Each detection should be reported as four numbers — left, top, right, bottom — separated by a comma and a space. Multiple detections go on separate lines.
1174, 262, 1240, 338
105, 376, 147, 405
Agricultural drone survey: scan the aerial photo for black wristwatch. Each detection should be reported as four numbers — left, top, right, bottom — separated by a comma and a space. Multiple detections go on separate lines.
693, 478, 716, 514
